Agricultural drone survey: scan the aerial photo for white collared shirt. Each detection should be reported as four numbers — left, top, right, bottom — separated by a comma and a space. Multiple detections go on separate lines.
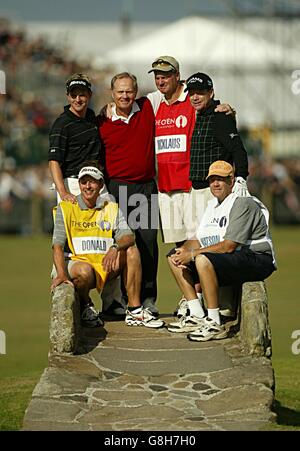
161, 84, 188, 105
111, 101, 140, 124
147, 83, 188, 114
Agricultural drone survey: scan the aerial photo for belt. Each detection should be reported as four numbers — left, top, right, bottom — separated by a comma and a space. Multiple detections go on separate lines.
192, 180, 209, 190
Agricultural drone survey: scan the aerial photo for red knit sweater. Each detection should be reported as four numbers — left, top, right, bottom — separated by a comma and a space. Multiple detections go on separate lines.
98, 97, 156, 183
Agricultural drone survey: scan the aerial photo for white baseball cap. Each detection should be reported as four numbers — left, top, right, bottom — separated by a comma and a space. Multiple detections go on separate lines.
78, 166, 104, 181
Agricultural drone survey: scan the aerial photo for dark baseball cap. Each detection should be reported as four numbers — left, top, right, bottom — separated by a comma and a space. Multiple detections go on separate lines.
184, 72, 213, 92
66, 74, 92, 93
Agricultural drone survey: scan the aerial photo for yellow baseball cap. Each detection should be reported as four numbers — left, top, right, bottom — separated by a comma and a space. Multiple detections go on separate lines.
206, 161, 234, 179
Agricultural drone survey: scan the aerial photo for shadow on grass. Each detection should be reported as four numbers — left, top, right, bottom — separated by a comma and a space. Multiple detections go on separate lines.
274, 400, 300, 427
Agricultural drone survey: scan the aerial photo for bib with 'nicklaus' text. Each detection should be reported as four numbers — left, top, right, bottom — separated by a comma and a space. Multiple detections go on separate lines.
155, 95, 195, 193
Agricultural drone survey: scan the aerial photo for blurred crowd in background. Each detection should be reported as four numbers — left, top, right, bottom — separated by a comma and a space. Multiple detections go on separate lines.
1, 17, 300, 234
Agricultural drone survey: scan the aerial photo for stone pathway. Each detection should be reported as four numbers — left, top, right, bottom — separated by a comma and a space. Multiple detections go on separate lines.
23, 315, 276, 431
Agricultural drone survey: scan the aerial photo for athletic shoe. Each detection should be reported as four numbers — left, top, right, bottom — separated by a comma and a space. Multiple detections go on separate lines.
187, 317, 228, 342
219, 308, 236, 320
173, 298, 190, 318
81, 305, 104, 328
102, 299, 126, 317
142, 299, 159, 318
125, 307, 164, 328
167, 315, 206, 333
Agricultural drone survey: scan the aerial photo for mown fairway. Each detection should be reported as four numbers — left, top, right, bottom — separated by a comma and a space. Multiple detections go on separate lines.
0, 227, 299, 430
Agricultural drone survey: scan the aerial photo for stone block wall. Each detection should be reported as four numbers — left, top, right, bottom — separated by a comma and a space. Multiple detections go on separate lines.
49, 284, 81, 354
239, 281, 272, 357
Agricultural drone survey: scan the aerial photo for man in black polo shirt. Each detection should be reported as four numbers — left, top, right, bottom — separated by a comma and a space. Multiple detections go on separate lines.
48, 73, 125, 317
187, 72, 249, 207
186, 71, 250, 244
172, 72, 250, 320
48, 73, 101, 203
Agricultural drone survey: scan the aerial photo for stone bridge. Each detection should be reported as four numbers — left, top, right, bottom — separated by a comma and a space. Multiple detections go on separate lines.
23, 282, 276, 431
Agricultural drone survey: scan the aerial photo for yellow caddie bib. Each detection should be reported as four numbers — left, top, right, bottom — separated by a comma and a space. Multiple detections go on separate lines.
59, 200, 119, 292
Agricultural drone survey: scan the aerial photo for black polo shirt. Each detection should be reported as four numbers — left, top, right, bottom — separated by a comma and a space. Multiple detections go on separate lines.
48, 106, 101, 178
190, 101, 249, 189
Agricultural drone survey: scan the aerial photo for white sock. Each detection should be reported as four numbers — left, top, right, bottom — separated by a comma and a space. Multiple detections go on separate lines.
187, 299, 205, 318
207, 308, 221, 325
129, 306, 142, 313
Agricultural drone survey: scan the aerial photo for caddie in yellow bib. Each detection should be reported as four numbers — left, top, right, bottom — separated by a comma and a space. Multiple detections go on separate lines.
51, 163, 164, 329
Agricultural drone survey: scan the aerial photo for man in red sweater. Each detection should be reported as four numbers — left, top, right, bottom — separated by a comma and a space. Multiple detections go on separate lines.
147, 56, 235, 246
98, 73, 159, 316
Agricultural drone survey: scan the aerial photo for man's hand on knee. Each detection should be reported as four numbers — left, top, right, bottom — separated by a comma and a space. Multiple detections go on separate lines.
102, 246, 119, 273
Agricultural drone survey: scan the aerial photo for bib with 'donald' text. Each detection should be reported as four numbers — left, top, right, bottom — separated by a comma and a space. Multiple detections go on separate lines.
59, 200, 118, 291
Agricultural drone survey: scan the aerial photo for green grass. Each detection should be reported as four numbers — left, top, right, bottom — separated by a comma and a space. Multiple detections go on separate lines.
0, 236, 51, 430
0, 376, 41, 431
0, 227, 299, 430
271, 359, 300, 430
265, 227, 300, 430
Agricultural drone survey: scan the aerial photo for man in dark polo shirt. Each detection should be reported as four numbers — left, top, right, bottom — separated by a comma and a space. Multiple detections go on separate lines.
48, 73, 125, 316
187, 72, 249, 199
48, 73, 101, 203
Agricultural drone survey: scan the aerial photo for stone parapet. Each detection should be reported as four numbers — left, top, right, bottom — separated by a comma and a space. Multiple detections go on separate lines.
49, 281, 272, 359
49, 283, 80, 355
239, 281, 272, 357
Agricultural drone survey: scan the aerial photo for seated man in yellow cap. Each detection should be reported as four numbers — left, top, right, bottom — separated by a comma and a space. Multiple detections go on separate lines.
167, 160, 276, 341
51, 161, 164, 329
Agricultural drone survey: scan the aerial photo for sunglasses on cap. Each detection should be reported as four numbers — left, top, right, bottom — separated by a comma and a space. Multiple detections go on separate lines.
152, 59, 177, 71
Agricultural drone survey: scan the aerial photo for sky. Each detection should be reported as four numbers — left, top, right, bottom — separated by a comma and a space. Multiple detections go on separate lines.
1, 0, 224, 22
1, 0, 300, 23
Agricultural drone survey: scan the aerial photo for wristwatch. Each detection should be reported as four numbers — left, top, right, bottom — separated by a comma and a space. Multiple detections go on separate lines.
110, 243, 119, 251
